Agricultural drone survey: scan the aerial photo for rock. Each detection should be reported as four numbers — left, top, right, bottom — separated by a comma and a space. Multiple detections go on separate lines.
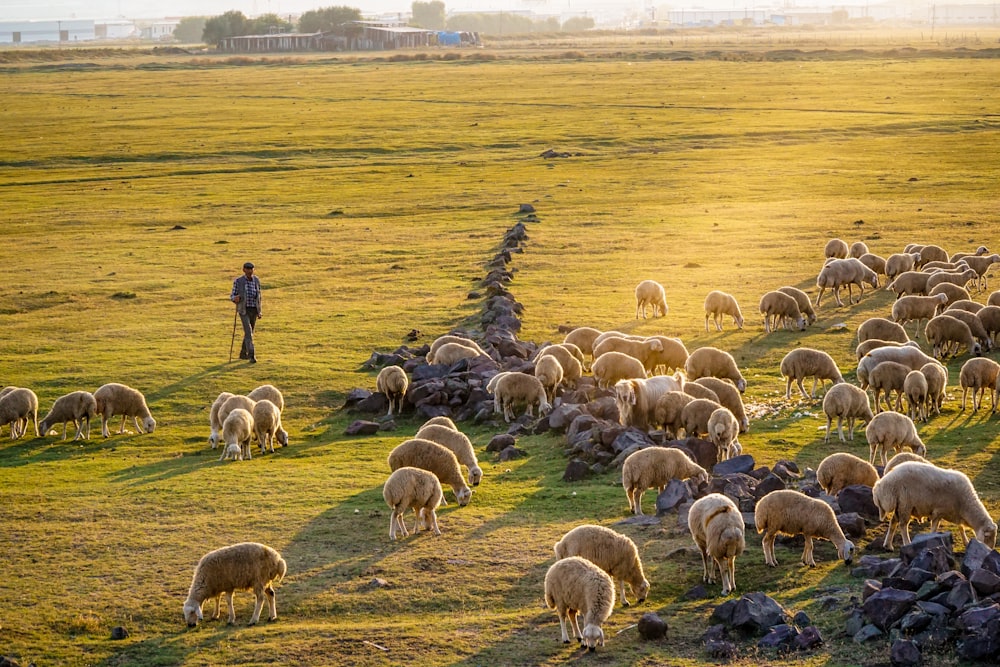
837, 484, 880, 522
853, 623, 884, 643
344, 420, 380, 436
485, 433, 516, 453
637, 612, 668, 640
0, 658, 21, 667
518, 203, 536, 213
684, 584, 711, 600
758, 623, 798, 650
792, 610, 811, 627
956, 603, 1000, 633
890, 638, 922, 667
729, 592, 791, 636
110, 626, 129, 640
499, 445, 525, 461
611, 428, 654, 454
946, 579, 976, 610
899, 532, 953, 566
655, 479, 693, 515
713, 454, 755, 476
547, 403, 584, 431
902, 567, 935, 590
863, 587, 918, 631
562, 459, 590, 482
908, 545, 956, 576
411, 363, 451, 382
753, 473, 786, 500
416, 403, 453, 420
970, 568, 1000, 597
367, 577, 390, 589
898, 609, 933, 634
793, 625, 823, 651
862, 579, 882, 601
956, 619, 1000, 661
704, 639, 738, 660
837, 512, 867, 539
378, 419, 397, 431
962, 538, 993, 576
845, 608, 867, 636
772, 459, 800, 481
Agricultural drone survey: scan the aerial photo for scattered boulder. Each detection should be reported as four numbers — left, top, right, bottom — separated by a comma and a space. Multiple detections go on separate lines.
637, 612, 668, 640
344, 420, 380, 436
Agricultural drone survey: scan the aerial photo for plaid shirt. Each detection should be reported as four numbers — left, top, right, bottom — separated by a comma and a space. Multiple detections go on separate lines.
231, 276, 261, 311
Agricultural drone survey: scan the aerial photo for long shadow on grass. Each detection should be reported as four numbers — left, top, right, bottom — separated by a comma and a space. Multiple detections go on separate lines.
0, 430, 155, 470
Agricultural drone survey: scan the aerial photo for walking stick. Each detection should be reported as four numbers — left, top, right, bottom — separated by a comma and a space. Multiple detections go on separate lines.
228, 307, 239, 363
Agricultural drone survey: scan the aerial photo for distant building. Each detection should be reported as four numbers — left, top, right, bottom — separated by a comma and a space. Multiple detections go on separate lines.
665, 9, 768, 26
138, 20, 180, 41
218, 32, 324, 52
95, 20, 138, 40
932, 3, 1000, 24
0, 19, 95, 44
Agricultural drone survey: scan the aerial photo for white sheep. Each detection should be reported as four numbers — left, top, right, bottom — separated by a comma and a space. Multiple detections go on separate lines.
247, 384, 284, 413
592, 352, 646, 390
491, 372, 551, 423
93, 382, 155, 438
614, 372, 685, 433
865, 411, 926, 467
682, 382, 719, 402
759, 290, 805, 332
824, 238, 849, 259
924, 314, 982, 359
375, 365, 409, 416
693, 377, 749, 433
563, 327, 603, 359
182, 542, 286, 627
680, 397, 725, 439
816, 452, 879, 496
536, 344, 583, 387
388, 437, 473, 506
426, 334, 487, 364
554, 524, 650, 607
593, 337, 664, 374
684, 347, 747, 393
883, 451, 930, 475
704, 290, 744, 331
822, 382, 873, 442
209, 391, 236, 448
216, 394, 257, 434
950, 246, 990, 263
989, 291, 1000, 308
421, 415, 458, 431
885, 252, 920, 280
857, 348, 942, 394
868, 360, 911, 413
754, 489, 855, 567
221, 408, 254, 461
707, 407, 740, 463
777, 286, 818, 326
0, 387, 39, 439
948, 299, 985, 314
652, 391, 695, 439
943, 308, 993, 352
849, 241, 870, 258
958, 357, 1000, 412
621, 446, 709, 515
635, 279, 668, 319
815, 258, 878, 306
928, 282, 971, 307
858, 252, 887, 277
219, 442, 243, 462
543, 556, 616, 651
689, 493, 746, 595
779, 347, 844, 399
644, 335, 690, 374
917, 244, 950, 267
891, 293, 949, 338
857, 317, 910, 344
0, 386, 22, 437
873, 461, 998, 549
855, 339, 919, 361
886, 271, 932, 299
921, 362, 948, 416
414, 422, 482, 487
251, 399, 287, 453
926, 267, 979, 293
38, 390, 96, 441
534, 354, 564, 403
903, 370, 929, 423
431, 341, 483, 366
383, 466, 444, 540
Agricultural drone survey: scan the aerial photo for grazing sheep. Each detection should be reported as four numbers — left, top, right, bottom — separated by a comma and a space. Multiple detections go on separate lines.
860, 346, 943, 382
593, 337, 664, 375
990, 291, 1000, 308
922, 260, 968, 273
621, 447, 709, 515
93, 382, 155, 438
849, 241, 870, 259
209, 391, 236, 449
978, 305, 1000, 346
822, 383, 874, 442
865, 411, 926, 467
958, 357, 1000, 412
592, 330, 638, 348
383, 466, 444, 540
431, 341, 483, 367
543, 556, 616, 651
221, 408, 254, 461
921, 362, 948, 416
247, 384, 285, 413
556, 342, 588, 370
689, 493, 745, 595
917, 244, 950, 267
924, 314, 982, 359
928, 282, 972, 308
707, 407, 740, 462
388, 438, 473, 506
759, 290, 805, 333
694, 377, 749, 433
534, 354, 564, 403
754, 489, 855, 567
942, 308, 993, 352
816, 258, 878, 306
779, 348, 844, 400
635, 279, 669, 319
0, 387, 39, 439
950, 246, 990, 263
182, 542, 286, 627
885, 252, 920, 280
947, 299, 984, 314
217, 395, 257, 433
868, 360, 911, 413
554, 525, 650, 607
653, 391, 695, 439
563, 327, 603, 360
704, 290, 745, 331
426, 334, 487, 364
644, 335, 690, 374
0, 386, 18, 436
776, 286, 818, 326
491, 372, 551, 423
38, 390, 96, 441
536, 344, 584, 387
858, 252, 887, 276
414, 423, 482, 487
685, 347, 747, 393
886, 271, 932, 299
421, 415, 458, 430
857, 317, 910, 344
926, 267, 979, 294
251, 399, 287, 453
816, 452, 879, 497
615, 373, 686, 432
883, 451, 930, 475
592, 351, 647, 390
375, 365, 409, 417
873, 461, 998, 549
903, 370, 929, 422
891, 293, 949, 338
824, 238, 849, 259
219, 442, 243, 462
855, 339, 919, 361
680, 397, 725, 439
682, 382, 719, 402
903, 243, 925, 255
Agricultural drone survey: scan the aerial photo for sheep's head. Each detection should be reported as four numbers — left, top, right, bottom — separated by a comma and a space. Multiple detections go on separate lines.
912, 441, 927, 457
469, 466, 483, 487
973, 342, 983, 357
183, 599, 203, 627
455, 486, 472, 507
979, 523, 998, 550
634, 578, 650, 603
795, 315, 806, 331
582, 624, 605, 651
276, 428, 289, 447
143, 416, 156, 433
735, 377, 747, 393
838, 539, 856, 566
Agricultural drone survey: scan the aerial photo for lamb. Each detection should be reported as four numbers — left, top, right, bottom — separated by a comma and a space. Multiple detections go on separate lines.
886, 271, 932, 299
375, 365, 409, 416
815, 258, 878, 306
644, 335, 690, 374
414, 423, 482, 486
684, 347, 747, 393
635, 279, 669, 318
824, 238, 849, 259
592, 352, 646, 390
891, 293, 949, 338
563, 327, 603, 359
882, 451, 930, 475
917, 244, 950, 267
707, 407, 740, 463
864, 411, 926, 467
0, 387, 39, 439
903, 370, 929, 422
182, 542, 286, 627
680, 397, 725, 439
958, 357, 1000, 412
921, 362, 948, 416
536, 344, 583, 386
858, 252, 887, 276
924, 314, 982, 359
208, 391, 236, 448
491, 372, 551, 423
704, 290, 744, 331
621, 446, 709, 515
593, 337, 664, 374
688, 493, 745, 595
382, 466, 444, 540
426, 334, 487, 364
885, 252, 920, 280
247, 384, 284, 413
221, 408, 254, 461
431, 341, 484, 367
754, 489, 855, 567
868, 360, 911, 413
941, 308, 993, 352
694, 377, 749, 433
822, 383, 874, 442
534, 354, 564, 403
925, 267, 979, 293
950, 246, 990, 263
251, 399, 287, 453
759, 290, 805, 332
652, 391, 695, 439
93, 382, 155, 438
38, 390, 96, 441
614, 373, 685, 432
554, 524, 650, 607
777, 286, 818, 326
978, 306, 1000, 346
873, 461, 998, 549
543, 556, 616, 651
928, 282, 971, 307
816, 452, 879, 496
388, 437, 473, 506
849, 241, 870, 258
857, 317, 910, 344
779, 348, 844, 400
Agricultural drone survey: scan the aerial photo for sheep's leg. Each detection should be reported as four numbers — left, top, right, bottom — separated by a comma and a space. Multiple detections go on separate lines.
618, 579, 630, 607
717, 557, 732, 595
223, 592, 237, 624
633, 489, 644, 516
810, 377, 818, 399
815, 288, 825, 307
569, 609, 583, 642
796, 378, 808, 399
265, 586, 278, 622
802, 536, 816, 567
716, 315, 724, 332
388, 512, 397, 540
117, 414, 127, 434
868, 442, 879, 466
762, 533, 777, 567
784, 377, 793, 400
425, 507, 441, 536
557, 609, 571, 643
248, 588, 265, 625
699, 545, 711, 583
728, 556, 737, 594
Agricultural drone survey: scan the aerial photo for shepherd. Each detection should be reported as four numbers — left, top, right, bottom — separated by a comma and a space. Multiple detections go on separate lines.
231, 261, 262, 364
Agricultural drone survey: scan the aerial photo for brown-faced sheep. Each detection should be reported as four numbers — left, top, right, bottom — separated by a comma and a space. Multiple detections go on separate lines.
704, 290, 745, 331
759, 290, 805, 332
886, 271, 932, 299
593, 337, 664, 375
653, 391, 695, 439
865, 411, 926, 467
247, 384, 284, 413
635, 279, 669, 319
93, 382, 155, 438
857, 317, 910, 344
615, 373, 685, 432
251, 399, 287, 453
924, 314, 982, 359
38, 390, 96, 441
694, 377, 749, 433
221, 408, 254, 461
534, 354, 564, 403
375, 365, 409, 416
816, 258, 878, 306
0, 387, 39, 439
621, 447, 709, 515
491, 372, 551, 423
563, 327, 603, 359
958, 357, 1000, 412
383, 466, 444, 540
891, 293, 949, 338
554, 524, 650, 607
209, 391, 237, 449
817, 452, 879, 497
689, 493, 745, 595
885, 252, 920, 280
903, 370, 929, 423
921, 362, 948, 416
755, 489, 855, 567
777, 286, 818, 326
868, 360, 911, 413
414, 422, 482, 487
544, 556, 616, 651
707, 407, 740, 463
824, 238, 849, 259
592, 352, 646, 390
388, 438, 473, 506
685, 347, 747, 393
183, 542, 286, 627
779, 348, 844, 400
822, 383, 874, 442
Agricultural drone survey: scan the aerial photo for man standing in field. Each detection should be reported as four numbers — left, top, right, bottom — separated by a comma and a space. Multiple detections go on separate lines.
231, 261, 262, 363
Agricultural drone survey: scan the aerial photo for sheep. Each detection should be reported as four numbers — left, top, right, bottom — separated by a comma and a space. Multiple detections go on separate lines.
885, 252, 920, 280
857, 317, 910, 344
644, 335, 690, 374
685, 347, 747, 393
978, 306, 1000, 346
635, 279, 668, 318
883, 451, 930, 475
680, 397, 725, 439
182, 542, 286, 627
950, 246, 990, 263
694, 377, 749, 433
873, 461, 998, 549
855, 339, 919, 361
621, 446, 709, 515
388, 438, 473, 506
375, 365, 409, 416
592, 330, 637, 349
759, 290, 805, 332
754, 489, 855, 567
556, 342, 588, 371
822, 383, 874, 442
563, 327, 603, 359
865, 411, 926, 467
593, 336, 664, 374
947, 299, 985, 314
942, 308, 993, 352
221, 408, 254, 461
924, 314, 982, 359
209, 391, 236, 448
704, 290, 744, 331
990, 291, 1000, 307
886, 271, 932, 299
491, 372, 551, 423
615, 372, 686, 432
777, 286, 818, 326
917, 244, 950, 267
536, 344, 583, 387
652, 391, 695, 439
707, 407, 740, 463
219, 442, 243, 462
815, 258, 878, 306
903, 243, 925, 255
554, 524, 650, 607
689, 493, 745, 595
858, 348, 943, 394
543, 556, 616, 651
922, 260, 968, 273
903, 370, 929, 423
383, 466, 444, 540
858, 252, 887, 277
926, 267, 979, 293
414, 422, 482, 486
928, 282, 971, 308
426, 334, 487, 364
247, 384, 285, 413
891, 293, 949, 338
0, 387, 39, 439
534, 354, 564, 403
779, 348, 844, 400
592, 352, 646, 390
251, 399, 287, 453
868, 360, 911, 413
38, 390, 96, 441
954, 254, 1000, 290
921, 362, 948, 416
849, 241, 870, 259
958, 357, 1000, 412
816, 452, 879, 497
421, 415, 458, 430
680, 382, 717, 403
824, 238, 849, 259
93, 382, 155, 438
431, 341, 483, 367
217, 395, 257, 433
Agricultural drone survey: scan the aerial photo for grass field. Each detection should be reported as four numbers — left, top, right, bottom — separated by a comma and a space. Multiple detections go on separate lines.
1, 35, 1000, 666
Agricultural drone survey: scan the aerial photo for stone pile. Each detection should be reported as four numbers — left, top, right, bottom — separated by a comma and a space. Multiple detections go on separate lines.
704, 591, 824, 657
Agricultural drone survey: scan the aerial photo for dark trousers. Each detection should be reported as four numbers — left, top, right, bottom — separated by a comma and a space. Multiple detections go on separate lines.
239, 308, 258, 360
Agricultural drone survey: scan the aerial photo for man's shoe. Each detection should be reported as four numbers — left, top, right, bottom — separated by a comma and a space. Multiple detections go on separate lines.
249, 358, 257, 364
239, 353, 248, 360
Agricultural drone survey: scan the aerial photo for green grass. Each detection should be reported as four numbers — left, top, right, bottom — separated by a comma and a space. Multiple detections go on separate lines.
1, 37, 999, 666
